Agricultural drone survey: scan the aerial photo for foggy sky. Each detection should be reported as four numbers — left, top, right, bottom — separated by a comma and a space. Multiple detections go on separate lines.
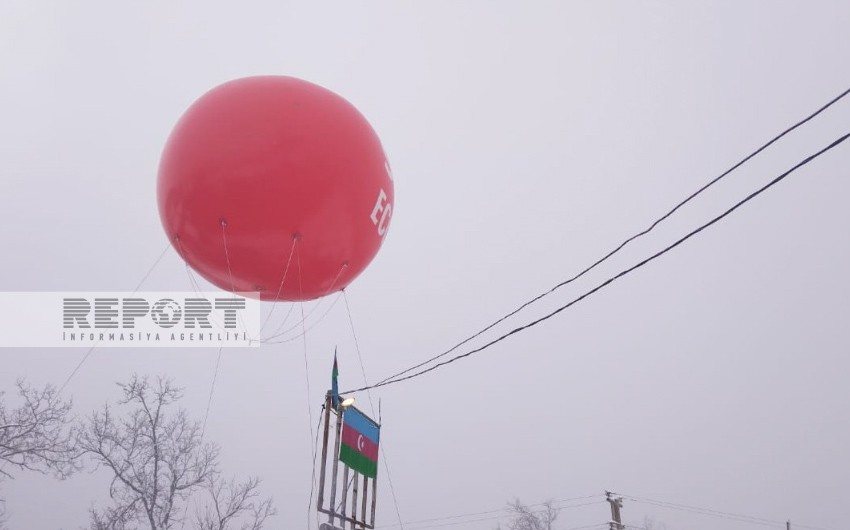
1, 2, 849, 529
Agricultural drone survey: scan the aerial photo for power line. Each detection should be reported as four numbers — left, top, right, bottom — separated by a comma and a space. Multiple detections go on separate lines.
401, 500, 603, 529
370, 85, 850, 389
376, 496, 604, 529
346, 130, 850, 394
629, 499, 781, 529
403, 514, 605, 530
383, 504, 604, 530
615, 492, 834, 530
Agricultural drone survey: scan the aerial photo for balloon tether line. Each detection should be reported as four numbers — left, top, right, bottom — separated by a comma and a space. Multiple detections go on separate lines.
220, 220, 260, 343
262, 260, 348, 342
259, 235, 299, 335
341, 290, 406, 530
295, 245, 318, 530
262, 291, 344, 344
58, 242, 173, 394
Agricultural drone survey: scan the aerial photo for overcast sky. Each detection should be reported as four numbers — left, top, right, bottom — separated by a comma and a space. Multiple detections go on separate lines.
2, 2, 850, 529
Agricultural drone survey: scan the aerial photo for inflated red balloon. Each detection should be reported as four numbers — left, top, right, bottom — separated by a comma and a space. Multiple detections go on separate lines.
158, 76, 394, 301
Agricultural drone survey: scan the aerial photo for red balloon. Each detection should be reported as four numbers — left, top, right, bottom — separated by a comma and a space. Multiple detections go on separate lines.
157, 76, 394, 301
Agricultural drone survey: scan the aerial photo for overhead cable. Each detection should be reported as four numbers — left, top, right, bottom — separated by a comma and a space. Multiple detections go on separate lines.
371, 86, 850, 389
347, 130, 850, 393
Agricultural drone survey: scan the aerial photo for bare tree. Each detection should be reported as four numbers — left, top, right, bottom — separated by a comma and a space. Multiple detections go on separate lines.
80, 375, 215, 529
0, 380, 77, 480
500, 499, 560, 530
80, 375, 272, 530
194, 475, 275, 530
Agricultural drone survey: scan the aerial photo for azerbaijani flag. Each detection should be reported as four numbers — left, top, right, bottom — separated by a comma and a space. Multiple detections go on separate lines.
339, 407, 380, 478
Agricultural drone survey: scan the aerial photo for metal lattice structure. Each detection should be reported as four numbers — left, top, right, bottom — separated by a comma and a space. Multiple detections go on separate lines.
317, 392, 379, 529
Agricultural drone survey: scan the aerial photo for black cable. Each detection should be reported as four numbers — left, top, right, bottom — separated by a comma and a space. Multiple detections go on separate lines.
346, 130, 850, 393
376, 496, 603, 529
373, 86, 850, 388
628, 499, 781, 528
401, 515, 605, 530
617, 493, 833, 530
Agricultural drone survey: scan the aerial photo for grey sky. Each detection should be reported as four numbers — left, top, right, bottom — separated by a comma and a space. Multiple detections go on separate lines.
1, 2, 849, 529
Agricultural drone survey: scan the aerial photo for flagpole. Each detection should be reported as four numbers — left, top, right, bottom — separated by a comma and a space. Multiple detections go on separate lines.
340, 457, 351, 524
370, 471, 378, 527
317, 392, 332, 513
361, 475, 369, 527
329, 407, 344, 525
351, 471, 360, 529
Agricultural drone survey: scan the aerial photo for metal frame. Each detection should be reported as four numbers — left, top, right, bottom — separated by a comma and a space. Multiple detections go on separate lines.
317, 392, 379, 529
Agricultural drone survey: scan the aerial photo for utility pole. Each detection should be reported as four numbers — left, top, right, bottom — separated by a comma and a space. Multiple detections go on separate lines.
606, 491, 624, 530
